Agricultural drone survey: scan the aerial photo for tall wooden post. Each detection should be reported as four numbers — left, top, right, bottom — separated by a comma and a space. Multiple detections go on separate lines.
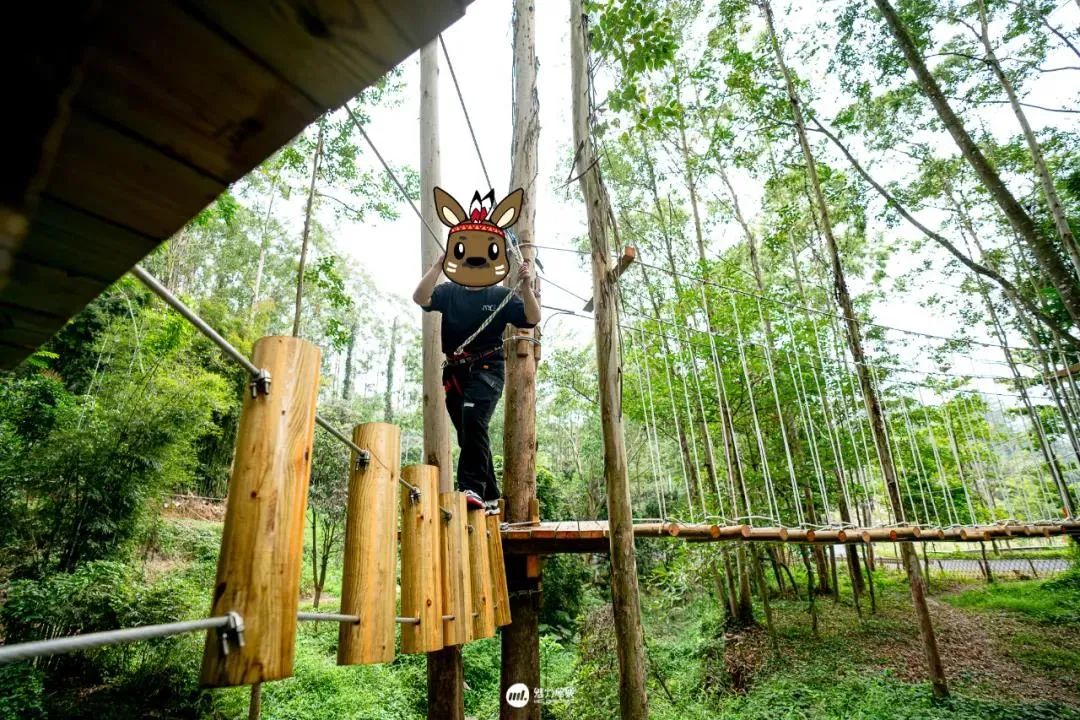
571, 3, 649, 718
761, 0, 948, 699
420, 39, 463, 720
501, 0, 542, 717
201, 336, 321, 686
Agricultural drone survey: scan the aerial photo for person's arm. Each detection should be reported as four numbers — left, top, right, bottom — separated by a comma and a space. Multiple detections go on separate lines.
518, 259, 541, 325
412, 252, 446, 307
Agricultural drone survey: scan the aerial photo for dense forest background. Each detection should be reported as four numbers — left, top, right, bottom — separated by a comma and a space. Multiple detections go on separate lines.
2, 0, 1080, 718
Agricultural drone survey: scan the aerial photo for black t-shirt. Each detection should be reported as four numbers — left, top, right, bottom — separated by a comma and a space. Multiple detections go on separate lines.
421, 282, 536, 355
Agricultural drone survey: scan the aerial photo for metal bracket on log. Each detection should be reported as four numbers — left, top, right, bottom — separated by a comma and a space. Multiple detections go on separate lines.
216, 611, 245, 657
249, 368, 272, 397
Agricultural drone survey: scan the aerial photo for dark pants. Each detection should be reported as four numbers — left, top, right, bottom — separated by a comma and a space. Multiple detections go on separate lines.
443, 359, 504, 501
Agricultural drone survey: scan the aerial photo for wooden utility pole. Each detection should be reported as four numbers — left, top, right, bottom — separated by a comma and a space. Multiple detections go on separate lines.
419, 40, 462, 720
571, 3, 649, 717
501, 0, 542, 717
760, 0, 948, 698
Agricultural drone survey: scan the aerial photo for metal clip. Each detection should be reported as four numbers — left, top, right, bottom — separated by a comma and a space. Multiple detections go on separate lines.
249, 369, 272, 398
410, 487, 422, 504
355, 450, 370, 471
218, 611, 245, 656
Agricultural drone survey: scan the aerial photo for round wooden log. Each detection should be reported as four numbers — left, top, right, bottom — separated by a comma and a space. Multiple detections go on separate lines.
862, 528, 896, 543
716, 524, 751, 539
338, 422, 400, 665
675, 524, 718, 539
439, 491, 472, 646
785, 528, 814, 543
892, 527, 919, 541
918, 528, 945, 541
467, 508, 496, 639
745, 527, 789, 542
806, 529, 845, 543
200, 336, 320, 687
960, 527, 990, 541
665, 522, 681, 537
400, 465, 443, 654
633, 522, 668, 536
486, 512, 511, 628
940, 528, 964, 541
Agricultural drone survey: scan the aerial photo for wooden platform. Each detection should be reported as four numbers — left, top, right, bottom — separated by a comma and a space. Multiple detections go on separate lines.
500, 520, 1080, 554
3, 0, 472, 369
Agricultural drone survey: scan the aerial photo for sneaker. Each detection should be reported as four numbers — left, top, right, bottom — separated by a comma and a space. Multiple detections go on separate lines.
484, 500, 501, 515
464, 490, 485, 510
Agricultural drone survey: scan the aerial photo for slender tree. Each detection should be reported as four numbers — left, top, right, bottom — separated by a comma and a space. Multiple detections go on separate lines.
762, 0, 949, 697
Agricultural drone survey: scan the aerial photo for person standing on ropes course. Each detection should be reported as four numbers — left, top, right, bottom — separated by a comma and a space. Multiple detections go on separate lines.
413, 186, 540, 512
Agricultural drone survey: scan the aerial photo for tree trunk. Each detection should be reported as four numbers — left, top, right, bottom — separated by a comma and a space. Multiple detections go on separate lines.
341, 321, 358, 401
838, 493, 864, 593
977, 0, 1080, 278
384, 318, 398, 422
572, 5, 649, 716
292, 124, 323, 338
752, 546, 779, 654
872, 0, 1080, 326
418, 40, 462, 720
250, 169, 282, 321
799, 545, 819, 637
502, 1, 543, 716
310, 512, 321, 609
765, 0, 948, 697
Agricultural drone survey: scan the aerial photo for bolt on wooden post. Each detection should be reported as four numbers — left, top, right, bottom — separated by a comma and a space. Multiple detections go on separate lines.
338, 422, 400, 665
200, 336, 320, 686
400, 464, 444, 654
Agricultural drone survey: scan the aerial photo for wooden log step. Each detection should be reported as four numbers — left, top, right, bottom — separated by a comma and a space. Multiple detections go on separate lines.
399, 465, 443, 654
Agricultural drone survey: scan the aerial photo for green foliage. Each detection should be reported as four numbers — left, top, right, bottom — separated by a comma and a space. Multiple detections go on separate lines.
0, 301, 231, 577
0, 663, 45, 720
944, 574, 1080, 624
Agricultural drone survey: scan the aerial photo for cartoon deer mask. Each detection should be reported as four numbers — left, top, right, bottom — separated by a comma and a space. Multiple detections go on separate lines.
435, 187, 524, 288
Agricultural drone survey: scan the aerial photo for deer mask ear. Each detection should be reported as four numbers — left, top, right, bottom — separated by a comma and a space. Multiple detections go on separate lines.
434, 187, 467, 228
490, 188, 524, 229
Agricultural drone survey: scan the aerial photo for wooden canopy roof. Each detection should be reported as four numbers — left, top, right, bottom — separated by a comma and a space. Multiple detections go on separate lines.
1, 0, 471, 369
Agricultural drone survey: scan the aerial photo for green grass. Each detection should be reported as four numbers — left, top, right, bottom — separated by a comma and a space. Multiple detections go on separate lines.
943, 573, 1080, 624
713, 669, 1080, 720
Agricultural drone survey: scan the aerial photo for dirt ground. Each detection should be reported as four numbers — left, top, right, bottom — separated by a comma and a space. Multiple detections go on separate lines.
720, 579, 1080, 706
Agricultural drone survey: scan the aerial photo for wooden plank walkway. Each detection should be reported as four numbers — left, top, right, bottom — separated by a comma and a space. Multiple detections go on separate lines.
500, 520, 1080, 554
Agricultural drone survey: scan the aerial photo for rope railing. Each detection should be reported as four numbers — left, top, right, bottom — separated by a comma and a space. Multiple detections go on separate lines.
0, 612, 244, 665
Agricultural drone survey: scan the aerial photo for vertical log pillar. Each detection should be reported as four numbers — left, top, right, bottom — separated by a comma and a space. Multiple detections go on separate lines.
502, 0, 542, 716
571, 4, 650, 717
419, 38, 463, 720
441, 491, 473, 646
487, 510, 512, 627
338, 422, 400, 665
468, 508, 496, 639
401, 465, 444, 654
201, 336, 320, 686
